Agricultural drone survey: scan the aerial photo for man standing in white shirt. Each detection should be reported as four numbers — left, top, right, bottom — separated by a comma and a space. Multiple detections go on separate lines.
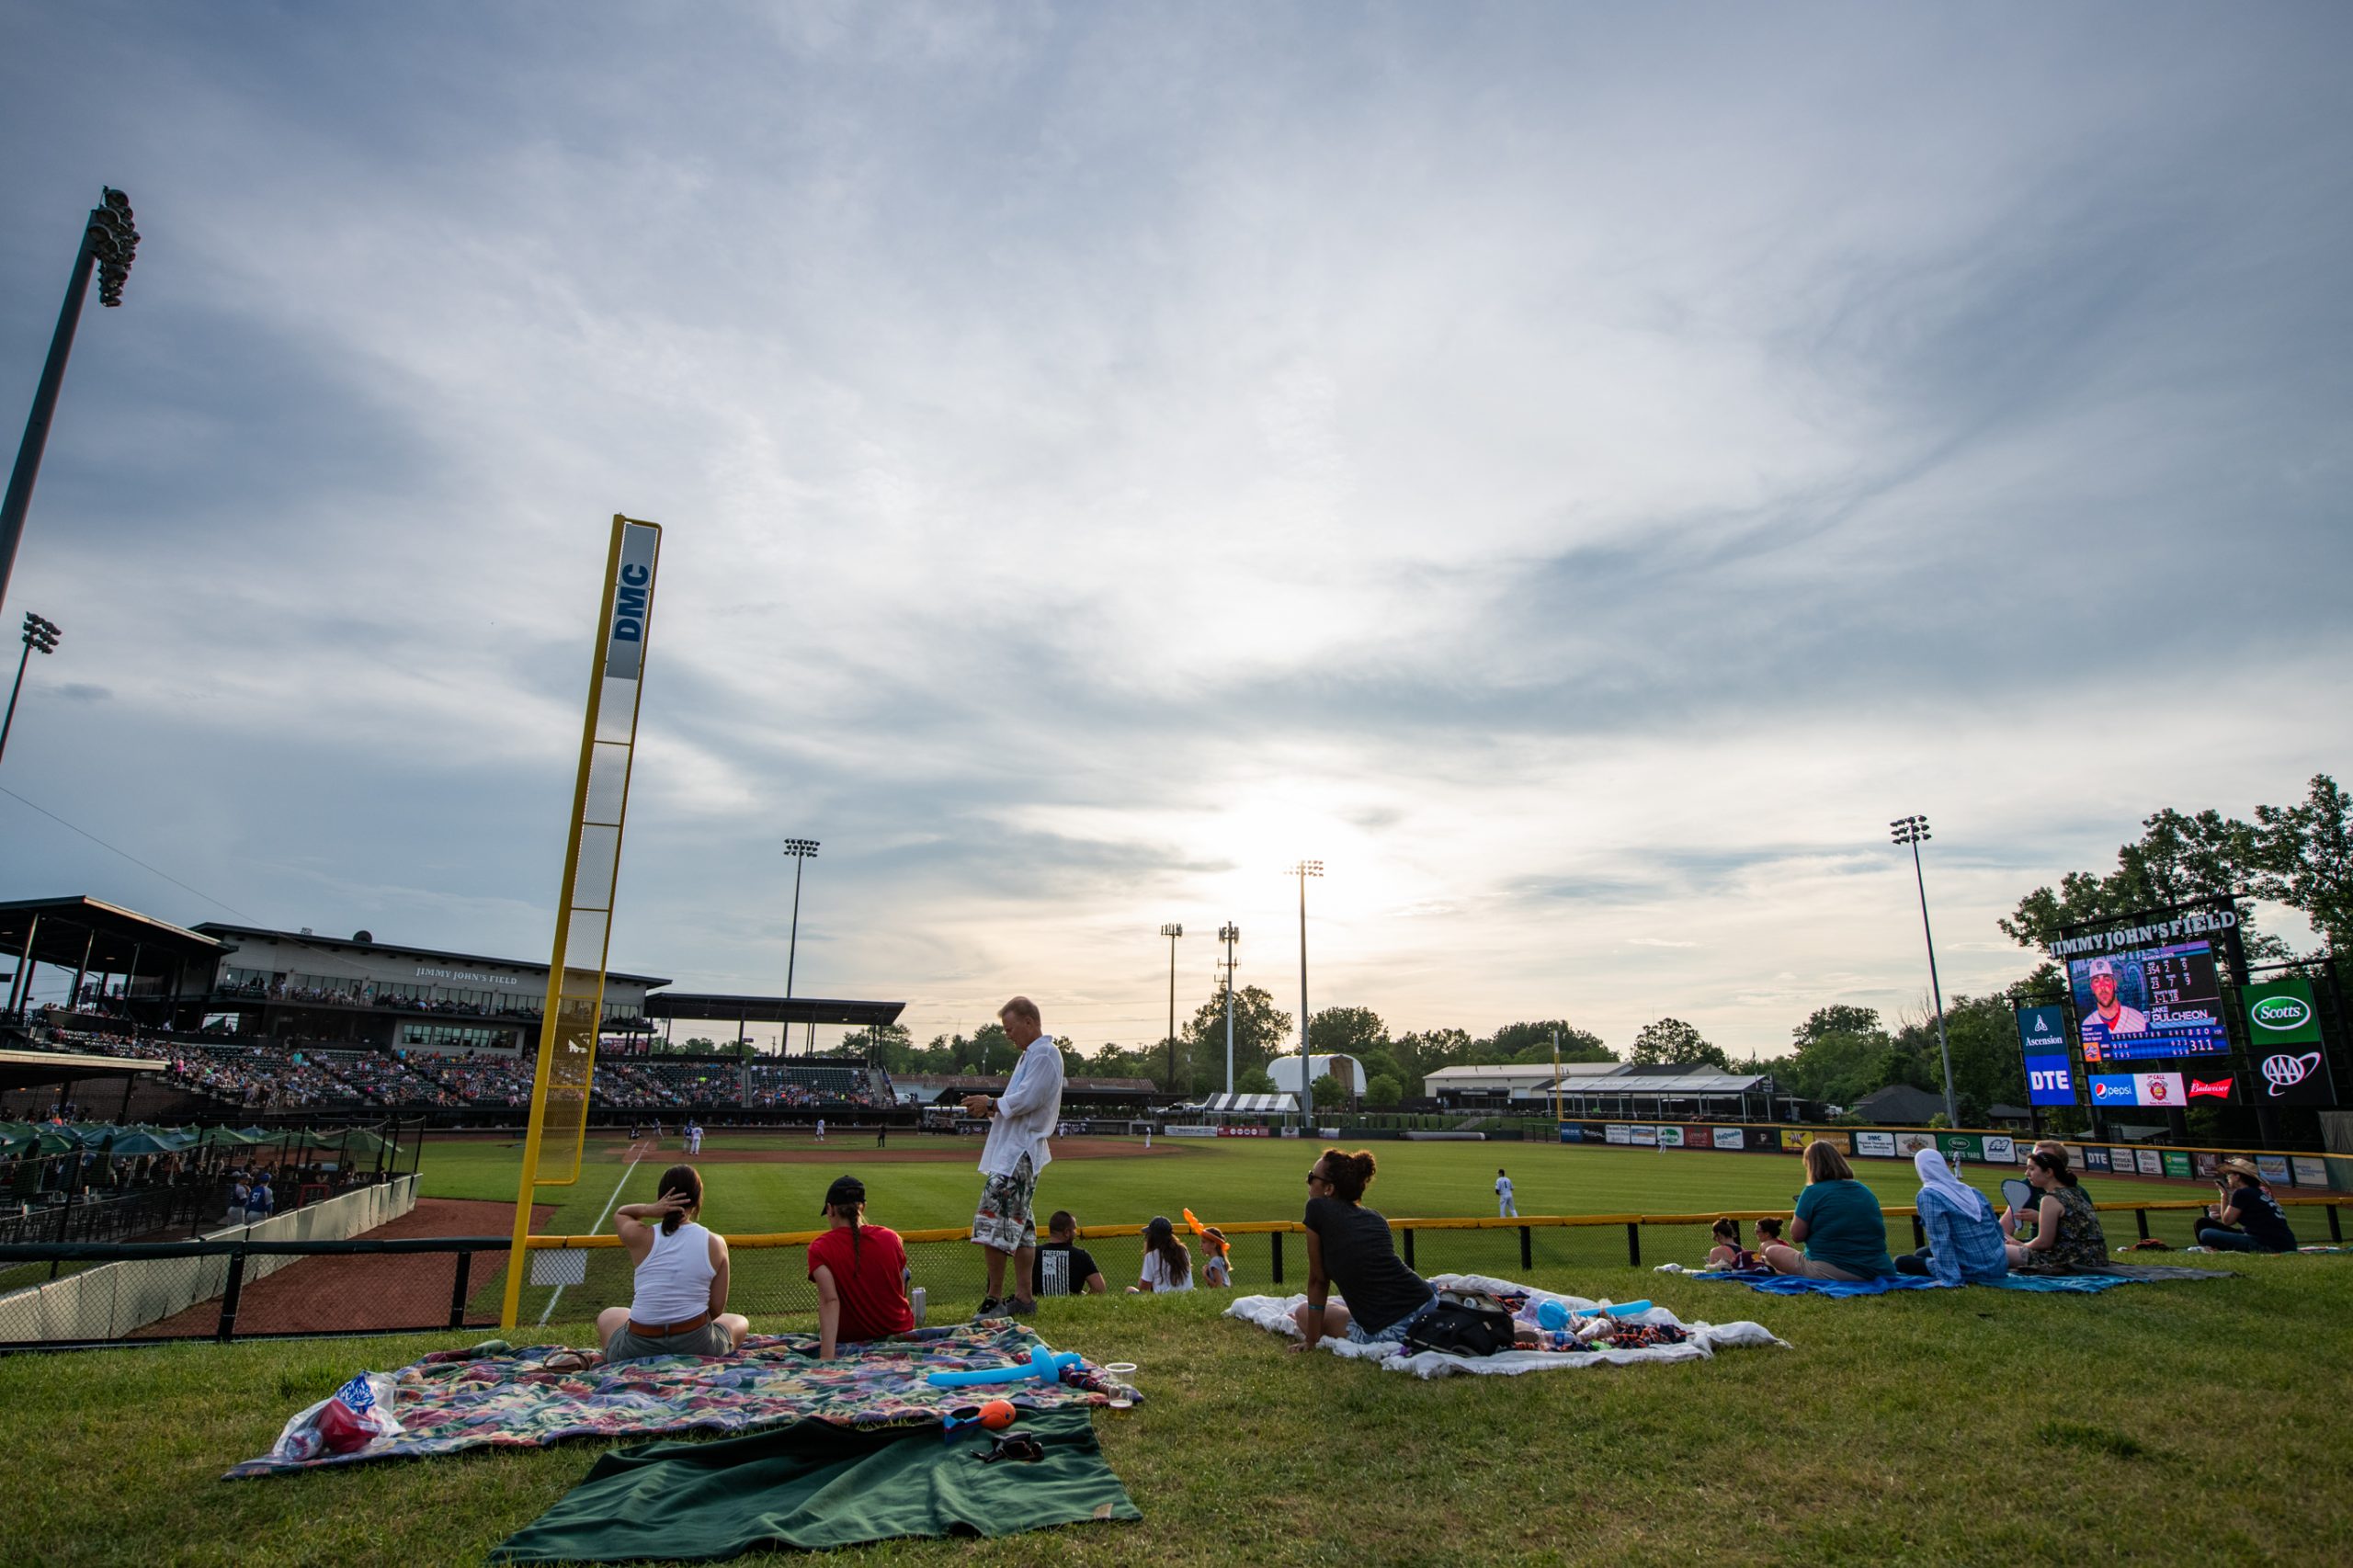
1495, 1167, 1517, 1218
962, 994, 1067, 1318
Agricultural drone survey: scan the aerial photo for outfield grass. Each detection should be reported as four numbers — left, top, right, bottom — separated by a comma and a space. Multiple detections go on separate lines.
6, 1251, 2347, 1565
428, 1131, 2242, 1325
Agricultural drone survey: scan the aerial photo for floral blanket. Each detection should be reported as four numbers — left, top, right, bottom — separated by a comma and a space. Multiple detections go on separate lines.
225, 1324, 1135, 1479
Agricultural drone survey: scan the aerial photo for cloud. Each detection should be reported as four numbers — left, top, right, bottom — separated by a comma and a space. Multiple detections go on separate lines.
2, 5, 2347, 1053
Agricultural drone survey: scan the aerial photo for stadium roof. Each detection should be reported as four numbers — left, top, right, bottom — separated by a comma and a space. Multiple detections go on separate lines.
0, 896, 228, 978
189, 921, 672, 987
645, 994, 904, 1027
0, 1048, 167, 1094
1547, 1071, 1771, 1096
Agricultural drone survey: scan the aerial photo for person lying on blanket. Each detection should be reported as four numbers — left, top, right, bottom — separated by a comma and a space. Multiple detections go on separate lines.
596, 1165, 753, 1363
809, 1175, 915, 1358
1893, 1148, 2008, 1283
1290, 1149, 1439, 1351
1761, 1141, 1895, 1282
1999, 1146, 2109, 1271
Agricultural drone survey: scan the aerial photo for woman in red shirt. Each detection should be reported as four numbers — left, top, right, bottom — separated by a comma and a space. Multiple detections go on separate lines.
807, 1176, 914, 1358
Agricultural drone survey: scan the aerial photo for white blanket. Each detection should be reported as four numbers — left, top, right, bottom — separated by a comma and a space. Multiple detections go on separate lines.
1223, 1271, 1786, 1379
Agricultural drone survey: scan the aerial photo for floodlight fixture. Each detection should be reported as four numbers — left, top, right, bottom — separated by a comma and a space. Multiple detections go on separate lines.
780, 837, 822, 1048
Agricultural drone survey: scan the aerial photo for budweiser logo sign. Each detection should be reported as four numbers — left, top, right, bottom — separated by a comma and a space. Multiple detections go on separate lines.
2188, 1078, 2233, 1099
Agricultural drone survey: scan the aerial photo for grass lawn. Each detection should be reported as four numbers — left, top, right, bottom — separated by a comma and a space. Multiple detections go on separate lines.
6, 1251, 2347, 1565
426, 1131, 2243, 1324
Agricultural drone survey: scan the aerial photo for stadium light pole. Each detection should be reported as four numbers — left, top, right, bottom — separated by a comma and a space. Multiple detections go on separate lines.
1, 189, 140, 620
1289, 860, 1322, 1119
0, 612, 61, 768
781, 838, 818, 1056
1892, 815, 1959, 1129
1159, 924, 1184, 1092
1218, 923, 1240, 1096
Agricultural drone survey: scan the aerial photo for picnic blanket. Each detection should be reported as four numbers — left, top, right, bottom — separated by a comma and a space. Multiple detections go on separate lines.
226, 1324, 1137, 1479
490, 1407, 1139, 1562
1224, 1271, 1782, 1378
1695, 1265, 2234, 1298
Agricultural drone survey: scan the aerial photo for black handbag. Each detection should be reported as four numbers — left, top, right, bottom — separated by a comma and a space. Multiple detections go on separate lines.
1401, 1288, 1517, 1358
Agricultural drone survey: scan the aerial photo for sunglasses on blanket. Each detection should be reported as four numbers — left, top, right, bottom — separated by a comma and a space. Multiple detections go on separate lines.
972, 1433, 1044, 1465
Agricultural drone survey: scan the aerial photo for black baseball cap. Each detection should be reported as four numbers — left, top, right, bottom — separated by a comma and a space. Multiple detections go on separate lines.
820, 1176, 866, 1214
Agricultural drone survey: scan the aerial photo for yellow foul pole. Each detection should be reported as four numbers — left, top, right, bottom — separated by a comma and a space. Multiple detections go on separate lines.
502, 515, 663, 1330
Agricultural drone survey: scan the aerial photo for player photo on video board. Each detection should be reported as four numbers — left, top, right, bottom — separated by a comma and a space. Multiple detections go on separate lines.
2068, 940, 2231, 1062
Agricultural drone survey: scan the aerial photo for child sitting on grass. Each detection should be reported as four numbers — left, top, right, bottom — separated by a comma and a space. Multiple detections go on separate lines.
1128, 1214, 1194, 1292
1201, 1226, 1232, 1288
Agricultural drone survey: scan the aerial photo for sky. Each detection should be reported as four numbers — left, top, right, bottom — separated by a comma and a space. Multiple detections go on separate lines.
1, 4, 2347, 1059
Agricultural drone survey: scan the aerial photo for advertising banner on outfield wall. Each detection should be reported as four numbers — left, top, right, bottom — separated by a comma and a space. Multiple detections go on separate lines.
2163, 1151, 2193, 1178
2135, 1149, 2165, 1176
1606, 1124, 1631, 1144
1557, 1123, 1584, 1143
1713, 1127, 1745, 1150
1894, 1131, 1935, 1157
2256, 1154, 2293, 1185
2082, 1146, 2112, 1171
2293, 1156, 2330, 1187
1684, 1125, 1713, 1149
1656, 1126, 1684, 1147
1780, 1130, 1811, 1152
1853, 1131, 1895, 1158
1630, 1124, 1658, 1146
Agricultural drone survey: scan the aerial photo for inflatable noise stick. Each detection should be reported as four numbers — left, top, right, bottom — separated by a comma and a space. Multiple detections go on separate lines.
940, 1398, 1017, 1443
1534, 1299, 1652, 1330
925, 1344, 1085, 1390
1180, 1209, 1226, 1253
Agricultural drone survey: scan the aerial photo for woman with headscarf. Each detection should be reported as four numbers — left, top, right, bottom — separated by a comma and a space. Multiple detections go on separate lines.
1894, 1148, 2009, 1283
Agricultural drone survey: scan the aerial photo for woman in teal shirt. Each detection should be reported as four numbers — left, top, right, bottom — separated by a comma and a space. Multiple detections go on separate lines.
1761, 1141, 1895, 1281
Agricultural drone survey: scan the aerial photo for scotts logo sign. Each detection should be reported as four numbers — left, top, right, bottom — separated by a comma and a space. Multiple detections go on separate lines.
2250, 996, 2313, 1031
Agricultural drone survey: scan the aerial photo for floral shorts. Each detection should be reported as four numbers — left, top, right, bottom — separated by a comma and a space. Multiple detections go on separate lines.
971, 1153, 1038, 1255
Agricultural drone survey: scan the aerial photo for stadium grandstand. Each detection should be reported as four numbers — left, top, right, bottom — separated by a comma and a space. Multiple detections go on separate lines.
2, 893, 908, 1128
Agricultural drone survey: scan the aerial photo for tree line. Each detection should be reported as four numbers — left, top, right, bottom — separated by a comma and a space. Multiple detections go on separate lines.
739, 775, 2348, 1131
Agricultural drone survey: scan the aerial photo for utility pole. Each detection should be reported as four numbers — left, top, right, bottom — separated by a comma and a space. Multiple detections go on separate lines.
0, 612, 62, 767
3, 189, 140, 619
1159, 924, 1184, 1092
1289, 861, 1322, 1120
1218, 923, 1240, 1096
1891, 815, 1959, 1128
781, 838, 818, 1056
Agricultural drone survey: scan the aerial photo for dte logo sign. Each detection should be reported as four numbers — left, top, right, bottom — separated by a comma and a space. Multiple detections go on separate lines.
2024, 1053, 2076, 1108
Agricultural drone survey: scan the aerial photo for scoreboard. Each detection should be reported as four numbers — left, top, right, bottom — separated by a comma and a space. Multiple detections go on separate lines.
2071, 938, 2232, 1062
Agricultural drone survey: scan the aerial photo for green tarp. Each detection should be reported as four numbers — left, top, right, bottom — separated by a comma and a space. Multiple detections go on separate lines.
490, 1408, 1139, 1563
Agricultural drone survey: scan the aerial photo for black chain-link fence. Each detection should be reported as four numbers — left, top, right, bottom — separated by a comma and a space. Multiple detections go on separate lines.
4, 1198, 2342, 1351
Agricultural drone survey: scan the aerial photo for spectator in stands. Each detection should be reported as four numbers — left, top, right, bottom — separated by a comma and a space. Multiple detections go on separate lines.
1894, 1148, 2008, 1283
964, 995, 1067, 1320
1706, 1218, 1758, 1270
596, 1165, 751, 1363
2000, 1145, 2109, 1271
1128, 1215, 1193, 1294
2195, 1158, 2298, 1254
1761, 1141, 1894, 1282
1290, 1148, 1438, 1350
1031, 1210, 1108, 1297
807, 1176, 914, 1358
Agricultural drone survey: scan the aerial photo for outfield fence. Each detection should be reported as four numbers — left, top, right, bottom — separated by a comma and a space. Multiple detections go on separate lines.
5, 1194, 2342, 1352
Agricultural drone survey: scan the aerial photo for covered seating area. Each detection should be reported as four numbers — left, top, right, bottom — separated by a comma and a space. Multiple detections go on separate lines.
0, 895, 228, 1028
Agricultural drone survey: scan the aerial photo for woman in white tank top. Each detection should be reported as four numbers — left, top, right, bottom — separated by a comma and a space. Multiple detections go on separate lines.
596, 1165, 751, 1362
